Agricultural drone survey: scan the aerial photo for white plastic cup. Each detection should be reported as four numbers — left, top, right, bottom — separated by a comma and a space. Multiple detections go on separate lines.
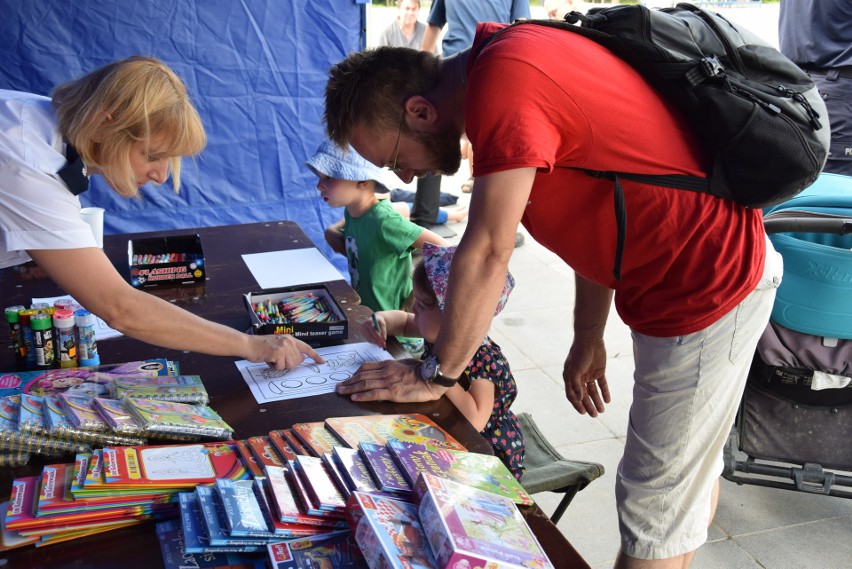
80, 207, 105, 248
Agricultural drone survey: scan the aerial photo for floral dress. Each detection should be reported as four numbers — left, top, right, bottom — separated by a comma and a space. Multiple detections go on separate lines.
424, 339, 525, 479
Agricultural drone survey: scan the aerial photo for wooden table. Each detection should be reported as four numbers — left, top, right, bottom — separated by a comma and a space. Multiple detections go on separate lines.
0, 220, 590, 569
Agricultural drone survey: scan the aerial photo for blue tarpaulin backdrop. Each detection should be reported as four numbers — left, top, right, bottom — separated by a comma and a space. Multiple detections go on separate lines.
0, 0, 366, 276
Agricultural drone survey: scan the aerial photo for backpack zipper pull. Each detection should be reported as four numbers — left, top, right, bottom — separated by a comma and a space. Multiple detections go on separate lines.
776, 85, 823, 130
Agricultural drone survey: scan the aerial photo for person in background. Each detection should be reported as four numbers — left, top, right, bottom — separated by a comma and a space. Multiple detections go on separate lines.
362, 243, 524, 478
779, 0, 852, 175
377, 187, 468, 224
308, 139, 446, 331
324, 21, 782, 567
418, 0, 530, 246
0, 55, 320, 370
378, 0, 429, 51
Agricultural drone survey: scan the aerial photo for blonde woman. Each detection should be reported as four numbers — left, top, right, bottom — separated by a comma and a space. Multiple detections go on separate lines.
0, 56, 322, 369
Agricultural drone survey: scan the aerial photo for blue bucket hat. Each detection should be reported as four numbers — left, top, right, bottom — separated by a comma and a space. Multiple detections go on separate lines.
306, 140, 384, 183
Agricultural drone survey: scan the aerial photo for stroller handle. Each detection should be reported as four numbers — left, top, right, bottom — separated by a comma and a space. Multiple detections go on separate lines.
763, 211, 852, 236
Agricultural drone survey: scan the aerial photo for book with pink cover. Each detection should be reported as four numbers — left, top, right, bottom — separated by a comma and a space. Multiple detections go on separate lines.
264, 465, 346, 529
413, 473, 554, 569
324, 414, 465, 451
0, 359, 177, 399
294, 454, 346, 513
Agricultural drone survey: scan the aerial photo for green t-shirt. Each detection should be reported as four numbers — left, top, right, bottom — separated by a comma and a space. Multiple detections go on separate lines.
343, 200, 422, 312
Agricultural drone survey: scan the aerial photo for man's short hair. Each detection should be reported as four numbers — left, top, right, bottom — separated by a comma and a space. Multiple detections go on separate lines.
324, 47, 440, 148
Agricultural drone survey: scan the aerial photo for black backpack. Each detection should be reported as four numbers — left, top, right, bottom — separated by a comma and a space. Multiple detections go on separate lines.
475, 3, 830, 279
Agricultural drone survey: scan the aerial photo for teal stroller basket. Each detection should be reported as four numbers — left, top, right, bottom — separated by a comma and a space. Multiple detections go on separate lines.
764, 173, 852, 340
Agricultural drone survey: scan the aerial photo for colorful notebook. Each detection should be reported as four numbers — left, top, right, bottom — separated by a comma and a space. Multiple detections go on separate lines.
324, 414, 466, 451
357, 442, 411, 495
291, 422, 340, 457
112, 374, 209, 405
101, 442, 248, 488
386, 440, 534, 506
0, 359, 177, 398
123, 398, 234, 439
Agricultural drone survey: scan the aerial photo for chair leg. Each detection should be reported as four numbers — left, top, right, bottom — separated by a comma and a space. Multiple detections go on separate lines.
551, 486, 580, 524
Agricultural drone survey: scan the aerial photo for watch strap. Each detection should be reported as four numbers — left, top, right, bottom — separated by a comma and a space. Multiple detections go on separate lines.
429, 370, 461, 388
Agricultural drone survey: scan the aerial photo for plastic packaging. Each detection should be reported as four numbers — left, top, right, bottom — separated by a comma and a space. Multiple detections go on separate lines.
30, 313, 55, 369
74, 308, 100, 366
4, 305, 26, 364
53, 309, 77, 368
18, 308, 39, 368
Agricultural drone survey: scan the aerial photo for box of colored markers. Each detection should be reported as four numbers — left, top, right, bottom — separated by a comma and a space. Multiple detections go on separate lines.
244, 285, 348, 342
127, 234, 206, 288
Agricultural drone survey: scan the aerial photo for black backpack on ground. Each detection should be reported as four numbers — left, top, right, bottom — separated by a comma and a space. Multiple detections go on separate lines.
475, 3, 830, 279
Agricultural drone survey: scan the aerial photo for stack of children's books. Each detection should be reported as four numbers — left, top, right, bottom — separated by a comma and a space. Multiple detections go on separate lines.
0, 360, 223, 466
1, 440, 249, 549
1, 412, 551, 569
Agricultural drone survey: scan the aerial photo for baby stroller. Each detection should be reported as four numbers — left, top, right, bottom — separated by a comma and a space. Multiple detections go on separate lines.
722, 172, 852, 499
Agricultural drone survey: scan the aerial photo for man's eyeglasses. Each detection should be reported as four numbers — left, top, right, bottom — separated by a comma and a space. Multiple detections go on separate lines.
388, 114, 405, 173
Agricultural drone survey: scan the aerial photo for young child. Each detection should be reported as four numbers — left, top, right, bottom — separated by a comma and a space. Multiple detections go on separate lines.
361, 242, 525, 478
307, 140, 447, 317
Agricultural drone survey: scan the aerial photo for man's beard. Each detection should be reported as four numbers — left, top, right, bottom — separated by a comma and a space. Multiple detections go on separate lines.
412, 125, 463, 176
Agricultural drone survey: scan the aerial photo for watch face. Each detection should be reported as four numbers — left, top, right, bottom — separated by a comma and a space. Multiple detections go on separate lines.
420, 356, 438, 381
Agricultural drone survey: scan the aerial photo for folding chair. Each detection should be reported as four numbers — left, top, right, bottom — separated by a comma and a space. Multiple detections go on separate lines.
518, 412, 605, 524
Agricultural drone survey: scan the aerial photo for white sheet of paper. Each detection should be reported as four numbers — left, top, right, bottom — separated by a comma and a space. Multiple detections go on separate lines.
236, 341, 393, 403
241, 248, 345, 290
31, 295, 123, 340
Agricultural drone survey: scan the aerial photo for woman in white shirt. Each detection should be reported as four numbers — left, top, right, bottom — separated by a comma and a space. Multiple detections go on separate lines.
0, 56, 321, 369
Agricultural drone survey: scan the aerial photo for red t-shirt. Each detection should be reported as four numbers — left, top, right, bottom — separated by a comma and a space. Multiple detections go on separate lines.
467, 23, 765, 336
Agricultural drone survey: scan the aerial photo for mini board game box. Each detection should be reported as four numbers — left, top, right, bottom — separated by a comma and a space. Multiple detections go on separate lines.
347, 491, 436, 569
244, 285, 348, 342
128, 234, 205, 288
413, 473, 554, 569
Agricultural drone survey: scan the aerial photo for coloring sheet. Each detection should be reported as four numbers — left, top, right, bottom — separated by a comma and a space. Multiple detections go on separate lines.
139, 445, 216, 480
235, 342, 393, 404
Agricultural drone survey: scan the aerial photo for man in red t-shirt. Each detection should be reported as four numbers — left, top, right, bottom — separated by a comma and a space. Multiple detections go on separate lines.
325, 22, 782, 567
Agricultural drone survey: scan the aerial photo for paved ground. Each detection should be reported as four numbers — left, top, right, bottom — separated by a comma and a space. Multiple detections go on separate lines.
368, 3, 852, 567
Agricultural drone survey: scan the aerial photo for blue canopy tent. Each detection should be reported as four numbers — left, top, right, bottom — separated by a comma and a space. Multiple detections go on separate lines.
0, 0, 368, 276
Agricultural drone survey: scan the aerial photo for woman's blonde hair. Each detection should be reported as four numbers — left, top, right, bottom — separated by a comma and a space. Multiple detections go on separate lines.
52, 55, 206, 196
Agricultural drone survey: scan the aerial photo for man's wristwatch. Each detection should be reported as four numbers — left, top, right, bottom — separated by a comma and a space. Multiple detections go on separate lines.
419, 354, 461, 387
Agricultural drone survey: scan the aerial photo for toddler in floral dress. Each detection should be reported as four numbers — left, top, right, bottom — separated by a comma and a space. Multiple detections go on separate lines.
362, 243, 525, 478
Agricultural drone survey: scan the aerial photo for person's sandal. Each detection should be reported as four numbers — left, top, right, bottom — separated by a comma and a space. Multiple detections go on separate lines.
461, 176, 474, 193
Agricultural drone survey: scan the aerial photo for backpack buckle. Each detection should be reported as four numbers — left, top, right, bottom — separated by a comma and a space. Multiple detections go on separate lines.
701, 56, 725, 78
686, 56, 725, 87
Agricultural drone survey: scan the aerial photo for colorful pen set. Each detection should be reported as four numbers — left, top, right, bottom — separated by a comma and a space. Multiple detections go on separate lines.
252, 294, 337, 324
131, 253, 200, 265
4, 300, 98, 370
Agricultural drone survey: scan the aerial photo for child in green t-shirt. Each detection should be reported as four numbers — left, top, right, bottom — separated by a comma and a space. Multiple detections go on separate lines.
307, 140, 447, 352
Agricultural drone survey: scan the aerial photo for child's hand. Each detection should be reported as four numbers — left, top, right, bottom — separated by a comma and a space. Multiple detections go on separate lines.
362, 313, 387, 348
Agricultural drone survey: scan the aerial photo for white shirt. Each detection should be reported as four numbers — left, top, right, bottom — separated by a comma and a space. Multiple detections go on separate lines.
0, 90, 97, 269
